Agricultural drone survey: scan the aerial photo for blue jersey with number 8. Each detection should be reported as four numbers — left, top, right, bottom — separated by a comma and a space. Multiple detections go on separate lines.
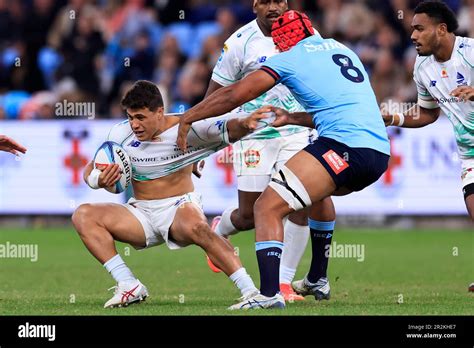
261, 35, 390, 156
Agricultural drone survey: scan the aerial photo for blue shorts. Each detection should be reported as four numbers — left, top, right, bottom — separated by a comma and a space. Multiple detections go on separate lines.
303, 137, 390, 192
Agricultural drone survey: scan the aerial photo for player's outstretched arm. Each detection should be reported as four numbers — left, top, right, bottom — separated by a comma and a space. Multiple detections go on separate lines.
177, 70, 276, 151
269, 107, 315, 128
383, 105, 440, 128
0, 135, 27, 155
204, 80, 224, 98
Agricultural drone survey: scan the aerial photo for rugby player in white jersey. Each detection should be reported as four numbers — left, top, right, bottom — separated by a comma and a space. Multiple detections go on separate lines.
72, 80, 270, 308
204, 0, 335, 301
383, 1, 474, 221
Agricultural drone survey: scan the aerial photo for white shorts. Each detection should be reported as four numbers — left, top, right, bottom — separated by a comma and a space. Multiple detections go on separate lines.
233, 130, 312, 192
461, 157, 474, 187
123, 192, 203, 250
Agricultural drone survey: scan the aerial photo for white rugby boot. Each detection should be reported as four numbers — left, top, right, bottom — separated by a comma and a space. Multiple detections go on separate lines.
228, 291, 285, 310
104, 279, 149, 308
292, 276, 330, 301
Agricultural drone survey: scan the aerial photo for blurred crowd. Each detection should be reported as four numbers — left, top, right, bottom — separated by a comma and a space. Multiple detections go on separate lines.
0, 0, 472, 120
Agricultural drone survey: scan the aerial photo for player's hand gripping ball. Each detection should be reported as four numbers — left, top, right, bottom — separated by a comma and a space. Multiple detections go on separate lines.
93, 141, 132, 193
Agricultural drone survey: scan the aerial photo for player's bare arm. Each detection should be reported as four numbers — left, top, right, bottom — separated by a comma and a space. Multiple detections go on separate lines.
226, 107, 274, 141
204, 79, 224, 97
0, 135, 27, 155
269, 107, 315, 128
450, 86, 474, 102
177, 70, 276, 151
382, 105, 440, 128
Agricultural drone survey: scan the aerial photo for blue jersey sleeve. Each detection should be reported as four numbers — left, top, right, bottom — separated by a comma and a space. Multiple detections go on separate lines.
260, 51, 295, 84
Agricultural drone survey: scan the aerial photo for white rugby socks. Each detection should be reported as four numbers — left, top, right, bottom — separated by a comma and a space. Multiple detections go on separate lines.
215, 206, 239, 237
279, 220, 310, 284
104, 254, 136, 284
229, 267, 258, 297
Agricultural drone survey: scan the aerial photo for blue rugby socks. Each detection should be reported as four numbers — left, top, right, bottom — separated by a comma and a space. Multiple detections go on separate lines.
307, 219, 335, 283
256, 241, 283, 297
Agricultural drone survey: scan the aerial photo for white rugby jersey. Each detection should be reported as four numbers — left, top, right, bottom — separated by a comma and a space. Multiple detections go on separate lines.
212, 19, 308, 140
414, 36, 474, 159
106, 115, 230, 180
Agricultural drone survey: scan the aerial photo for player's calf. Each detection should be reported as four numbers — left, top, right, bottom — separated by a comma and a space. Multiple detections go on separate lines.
228, 191, 261, 231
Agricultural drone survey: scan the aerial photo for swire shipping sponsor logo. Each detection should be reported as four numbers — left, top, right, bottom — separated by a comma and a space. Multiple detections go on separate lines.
434, 96, 465, 104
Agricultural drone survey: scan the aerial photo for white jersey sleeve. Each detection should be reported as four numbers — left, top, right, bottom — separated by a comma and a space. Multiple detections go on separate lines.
188, 116, 230, 145
413, 57, 439, 110
211, 38, 244, 87
106, 120, 134, 145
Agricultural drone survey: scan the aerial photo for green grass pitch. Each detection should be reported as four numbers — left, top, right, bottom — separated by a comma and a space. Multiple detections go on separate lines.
0, 227, 472, 315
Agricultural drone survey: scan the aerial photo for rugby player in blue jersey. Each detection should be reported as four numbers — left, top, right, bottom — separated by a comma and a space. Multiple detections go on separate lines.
177, 10, 390, 309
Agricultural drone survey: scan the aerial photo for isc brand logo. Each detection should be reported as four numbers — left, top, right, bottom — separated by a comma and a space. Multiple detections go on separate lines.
267, 251, 281, 258
257, 56, 267, 63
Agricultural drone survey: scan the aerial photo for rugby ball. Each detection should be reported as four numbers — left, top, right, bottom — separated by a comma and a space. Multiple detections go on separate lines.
93, 141, 132, 193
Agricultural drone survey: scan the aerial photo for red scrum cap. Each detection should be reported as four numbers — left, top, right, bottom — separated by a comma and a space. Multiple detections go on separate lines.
271, 10, 314, 52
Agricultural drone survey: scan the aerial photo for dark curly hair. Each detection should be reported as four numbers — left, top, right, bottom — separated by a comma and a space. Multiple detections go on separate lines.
414, 1, 459, 33
121, 80, 164, 112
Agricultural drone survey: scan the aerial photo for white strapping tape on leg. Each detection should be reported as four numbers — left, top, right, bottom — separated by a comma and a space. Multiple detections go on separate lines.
269, 165, 312, 211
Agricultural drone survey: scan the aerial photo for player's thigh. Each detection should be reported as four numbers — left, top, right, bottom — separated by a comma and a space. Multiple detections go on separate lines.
278, 131, 315, 224
284, 150, 337, 202
255, 150, 336, 222
74, 203, 146, 248
169, 202, 209, 245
